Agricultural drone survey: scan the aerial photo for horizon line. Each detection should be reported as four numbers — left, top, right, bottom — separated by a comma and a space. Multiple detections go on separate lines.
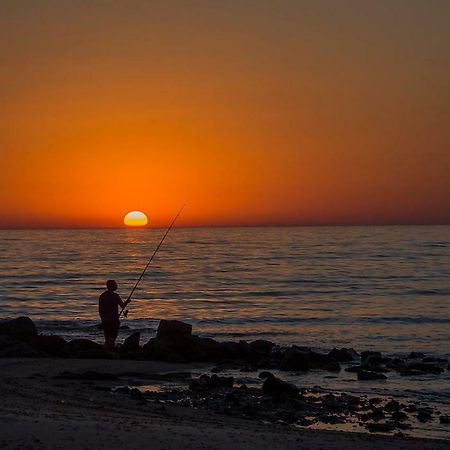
0, 223, 449, 231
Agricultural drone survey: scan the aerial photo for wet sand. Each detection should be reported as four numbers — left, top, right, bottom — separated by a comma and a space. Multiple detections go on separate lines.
0, 358, 448, 450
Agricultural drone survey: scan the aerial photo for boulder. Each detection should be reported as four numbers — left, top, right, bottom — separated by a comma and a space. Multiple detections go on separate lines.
328, 347, 359, 362
38, 335, 67, 355
258, 371, 274, 379
407, 352, 426, 359
122, 332, 141, 353
59, 338, 103, 357
361, 351, 383, 365
0, 335, 40, 357
280, 347, 310, 371
0, 317, 38, 345
262, 375, 299, 397
157, 320, 192, 340
357, 370, 387, 381
249, 340, 274, 354
405, 362, 443, 374
308, 351, 341, 371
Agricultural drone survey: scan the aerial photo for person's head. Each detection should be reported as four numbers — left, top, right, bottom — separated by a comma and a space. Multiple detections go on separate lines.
106, 279, 118, 291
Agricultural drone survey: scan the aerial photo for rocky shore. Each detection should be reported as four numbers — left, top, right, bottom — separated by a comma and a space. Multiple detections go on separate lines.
1, 316, 449, 448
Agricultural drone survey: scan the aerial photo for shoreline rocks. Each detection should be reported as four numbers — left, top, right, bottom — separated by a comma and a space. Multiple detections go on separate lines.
0, 316, 449, 386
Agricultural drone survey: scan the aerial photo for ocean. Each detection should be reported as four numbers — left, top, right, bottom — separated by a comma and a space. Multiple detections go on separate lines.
1, 226, 449, 354
1, 225, 450, 438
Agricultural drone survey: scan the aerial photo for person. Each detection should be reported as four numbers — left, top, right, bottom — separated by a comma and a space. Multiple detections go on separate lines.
98, 280, 130, 351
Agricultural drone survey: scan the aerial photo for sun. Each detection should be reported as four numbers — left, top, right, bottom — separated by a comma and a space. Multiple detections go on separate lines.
124, 211, 148, 227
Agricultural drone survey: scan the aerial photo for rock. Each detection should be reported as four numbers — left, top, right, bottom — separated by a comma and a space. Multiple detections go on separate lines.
366, 423, 395, 433
59, 339, 103, 357
407, 352, 426, 359
422, 357, 447, 364
157, 320, 192, 339
38, 335, 67, 355
258, 371, 274, 379
392, 411, 408, 421
0, 335, 40, 357
280, 348, 310, 371
262, 375, 299, 397
357, 371, 387, 381
417, 410, 433, 422
439, 415, 450, 424
0, 317, 38, 345
361, 351, 382, 365
406, 362, 444, 374
249, 340, 274, 354
122, 332, 141, 352
345, 365, 365, 373
384, 400, 400, 412
328, 347, 359, 362
189, 374, 234, 391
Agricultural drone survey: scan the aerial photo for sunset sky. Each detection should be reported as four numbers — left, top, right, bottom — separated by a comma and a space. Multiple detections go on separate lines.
1, 0, 449, 227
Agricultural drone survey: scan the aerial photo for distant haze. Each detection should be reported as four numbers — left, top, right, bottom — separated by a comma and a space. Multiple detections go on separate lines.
0, 1, 449, 227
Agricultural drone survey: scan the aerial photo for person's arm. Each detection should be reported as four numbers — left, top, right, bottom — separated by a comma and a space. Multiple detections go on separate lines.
117, 294, 130, 310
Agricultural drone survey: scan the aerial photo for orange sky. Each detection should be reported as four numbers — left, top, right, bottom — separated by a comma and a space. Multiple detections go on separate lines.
1, 1, 449, 227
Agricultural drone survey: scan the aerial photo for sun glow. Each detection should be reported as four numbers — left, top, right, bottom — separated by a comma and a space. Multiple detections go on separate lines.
124, 211, 148, 227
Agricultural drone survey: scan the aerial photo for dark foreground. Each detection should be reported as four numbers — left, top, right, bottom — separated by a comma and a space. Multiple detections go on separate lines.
0, 316, 450, 448
1, 357, 449, 450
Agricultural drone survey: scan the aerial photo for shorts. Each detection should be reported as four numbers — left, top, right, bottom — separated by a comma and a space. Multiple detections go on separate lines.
103, 320, 120, 340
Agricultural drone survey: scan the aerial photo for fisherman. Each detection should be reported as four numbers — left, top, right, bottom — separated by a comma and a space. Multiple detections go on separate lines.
98, 280, 130, 351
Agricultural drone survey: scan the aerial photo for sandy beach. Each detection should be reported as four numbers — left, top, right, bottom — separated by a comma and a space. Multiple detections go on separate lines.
0, 357, 448, 450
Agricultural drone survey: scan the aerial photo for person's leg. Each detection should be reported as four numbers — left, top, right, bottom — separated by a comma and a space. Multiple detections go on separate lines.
103, 321, 115, 351
110, 320, 120, 349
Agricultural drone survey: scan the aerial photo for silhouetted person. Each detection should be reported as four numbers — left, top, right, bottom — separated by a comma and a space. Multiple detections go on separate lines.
98, 280, 130, 351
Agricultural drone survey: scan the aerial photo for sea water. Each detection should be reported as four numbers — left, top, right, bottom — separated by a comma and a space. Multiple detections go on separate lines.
1, 226, 448, 354
1, 226, 450, 438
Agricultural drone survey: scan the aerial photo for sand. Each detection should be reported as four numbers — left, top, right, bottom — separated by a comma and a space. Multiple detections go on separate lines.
0, 358, 449, 450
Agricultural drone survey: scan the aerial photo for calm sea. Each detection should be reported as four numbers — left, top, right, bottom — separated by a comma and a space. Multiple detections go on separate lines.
0, 226, 449, 354
1, 226, 450, 438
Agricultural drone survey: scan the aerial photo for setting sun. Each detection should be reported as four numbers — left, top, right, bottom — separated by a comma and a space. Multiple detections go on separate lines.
124, 211, 148, 227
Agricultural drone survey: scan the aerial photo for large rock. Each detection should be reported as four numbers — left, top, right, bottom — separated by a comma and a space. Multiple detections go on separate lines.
157, 320, 192, 339
280, 347, 310, 371
361, 351, 383, 365
38, 335, 67, 355
59, 338, 103, 357
122, 332, 141, 353
328, 347, 359, 362
280, 347, 340, 372
249, 340, 274, 354
0, 317, 37, 341
262, 375, 299, 397
0, 335, 40, 357
357, 370, 387, 381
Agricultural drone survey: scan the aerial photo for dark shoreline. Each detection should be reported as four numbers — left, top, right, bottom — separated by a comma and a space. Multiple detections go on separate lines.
1, 316, 450, 442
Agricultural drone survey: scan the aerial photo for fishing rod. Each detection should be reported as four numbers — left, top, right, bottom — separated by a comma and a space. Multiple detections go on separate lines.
119, 205, 186, 318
